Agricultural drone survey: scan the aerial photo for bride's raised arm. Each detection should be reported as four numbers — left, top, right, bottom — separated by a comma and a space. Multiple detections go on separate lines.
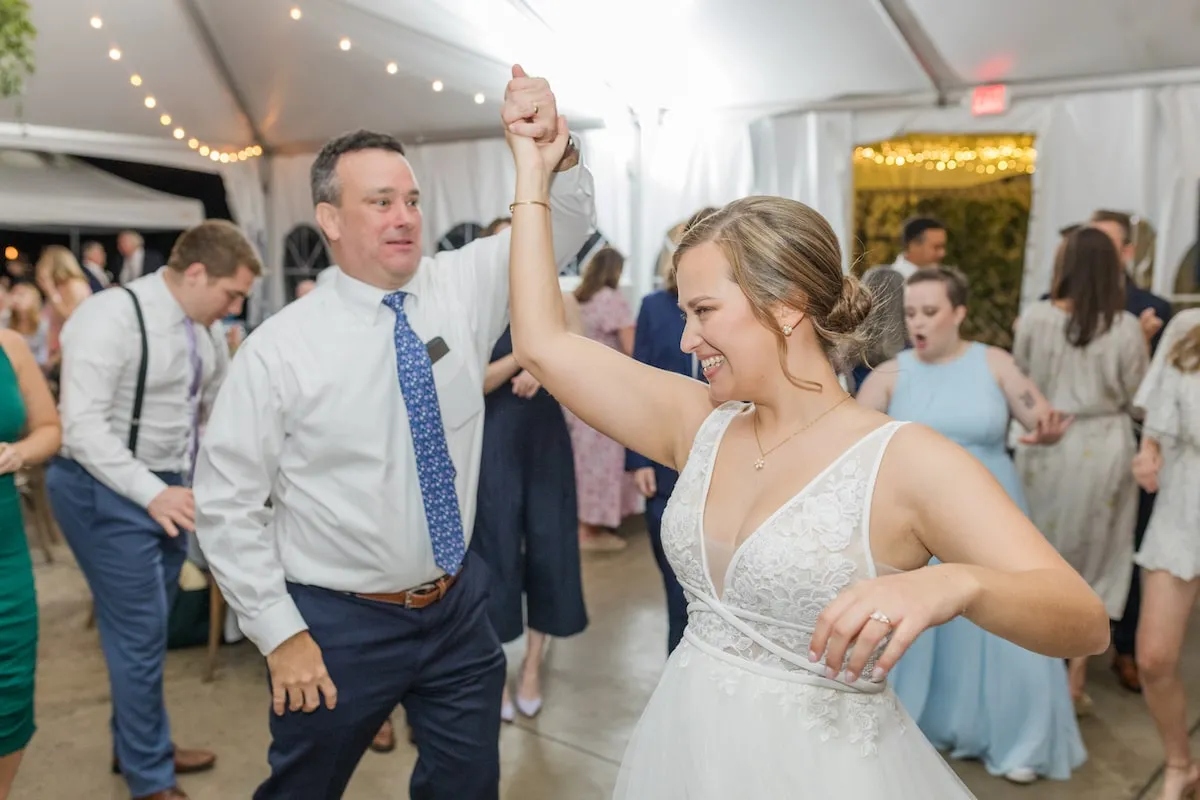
505, 120, 712, 471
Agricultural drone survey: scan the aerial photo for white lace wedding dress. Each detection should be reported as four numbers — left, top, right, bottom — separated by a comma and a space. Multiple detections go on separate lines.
614, 402, 975, 798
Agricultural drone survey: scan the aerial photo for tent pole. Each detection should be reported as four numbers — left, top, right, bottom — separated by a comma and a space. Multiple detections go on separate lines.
872, 0, 957, 106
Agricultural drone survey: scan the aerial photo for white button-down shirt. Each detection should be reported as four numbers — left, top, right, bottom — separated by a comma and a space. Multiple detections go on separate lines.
59, 269, 228, 506
194, 164, 595, 656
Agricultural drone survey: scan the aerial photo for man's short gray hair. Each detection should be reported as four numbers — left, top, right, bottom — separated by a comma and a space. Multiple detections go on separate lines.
310, 129, 406, 207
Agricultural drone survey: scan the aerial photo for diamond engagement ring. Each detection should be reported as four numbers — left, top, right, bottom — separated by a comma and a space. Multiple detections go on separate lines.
869, 611, 892, 626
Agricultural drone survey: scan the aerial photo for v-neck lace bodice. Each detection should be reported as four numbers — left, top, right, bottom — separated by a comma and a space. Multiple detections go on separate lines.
664, 401, 907, 695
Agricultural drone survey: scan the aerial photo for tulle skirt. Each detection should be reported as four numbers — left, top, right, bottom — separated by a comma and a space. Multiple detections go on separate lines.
614, 634, 976, 799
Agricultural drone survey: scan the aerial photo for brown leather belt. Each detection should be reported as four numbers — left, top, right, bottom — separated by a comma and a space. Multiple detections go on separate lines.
355, 573, 458, 609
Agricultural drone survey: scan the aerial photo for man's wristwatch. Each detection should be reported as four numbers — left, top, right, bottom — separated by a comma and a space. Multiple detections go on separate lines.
554, 133, 581, 173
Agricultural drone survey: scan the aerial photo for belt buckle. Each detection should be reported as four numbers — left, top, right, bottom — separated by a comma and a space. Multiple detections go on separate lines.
405, 581, 441, 608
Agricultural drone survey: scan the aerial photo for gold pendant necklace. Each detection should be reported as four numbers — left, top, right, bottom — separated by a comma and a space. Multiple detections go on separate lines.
752, 394, 851, 471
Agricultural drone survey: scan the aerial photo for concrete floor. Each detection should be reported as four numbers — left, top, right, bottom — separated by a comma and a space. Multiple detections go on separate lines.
12, 520, 1200, 799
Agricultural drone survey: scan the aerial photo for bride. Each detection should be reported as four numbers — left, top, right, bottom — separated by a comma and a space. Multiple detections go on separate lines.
500, 106, 1110, 797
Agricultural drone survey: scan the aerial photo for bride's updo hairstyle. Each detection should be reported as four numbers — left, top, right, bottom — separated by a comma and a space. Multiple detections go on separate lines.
673, 196, 874, 389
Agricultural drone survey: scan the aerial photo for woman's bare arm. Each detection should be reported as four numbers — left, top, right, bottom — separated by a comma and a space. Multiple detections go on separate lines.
985, 347, 1053, 431
507, 131, 711, 470
0, 330, 61, 465
853, 361, 897, 413
896, 425, 1108, 656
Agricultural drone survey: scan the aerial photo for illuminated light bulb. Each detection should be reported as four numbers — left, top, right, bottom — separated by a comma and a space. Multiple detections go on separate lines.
90, 16, 103, 29
474, 92, 485, 104
936, 161, 946, 171
252, 145, 263, 156
339, 37, 351, 51
130, 74, 142, 86
160, 114, 171, 125
188, 138, 199, 149
884, 156, 895, 165
3, 246, 16, 260
238, 152, 247, 161
895, 157, 905, 166
199, 145, 210, 156
1027, 165, 1036, 174
387, 62, 398, 75
109, 48, 121, 60
873, 154, 883, 164
290, 7, 302, 20
432, 80, 444, 92
144, 96, 157, 108
210, 151, 221, 161
985, 164, 996, 174
947, 160, 957, 169
173, 128, 185, 139
219, 153, 230, 163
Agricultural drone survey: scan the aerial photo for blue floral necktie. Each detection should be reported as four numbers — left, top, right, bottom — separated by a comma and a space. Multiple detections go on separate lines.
382, 291, 465, 575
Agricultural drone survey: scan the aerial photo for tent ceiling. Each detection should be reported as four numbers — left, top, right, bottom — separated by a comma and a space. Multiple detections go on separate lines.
3, 0, 1198, 159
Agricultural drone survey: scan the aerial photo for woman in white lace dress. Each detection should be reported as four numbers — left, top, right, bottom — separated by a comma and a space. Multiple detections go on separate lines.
500, 105, 1109, 798
1130, 309, 1200, 800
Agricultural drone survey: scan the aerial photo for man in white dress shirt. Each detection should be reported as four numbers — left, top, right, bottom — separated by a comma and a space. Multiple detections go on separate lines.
887, 215, 947, 278
46, 220, 261, 800
194, 68, 594, 799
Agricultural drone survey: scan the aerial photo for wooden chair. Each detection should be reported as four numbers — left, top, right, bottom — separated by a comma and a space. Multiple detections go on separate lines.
17, 465, 60, 563
203, 571, 226, 682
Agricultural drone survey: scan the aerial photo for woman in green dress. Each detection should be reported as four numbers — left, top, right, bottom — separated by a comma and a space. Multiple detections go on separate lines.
0, 327, 62, 799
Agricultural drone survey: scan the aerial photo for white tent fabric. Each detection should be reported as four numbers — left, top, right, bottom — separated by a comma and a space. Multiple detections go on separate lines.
0, 149, 204, 230
5, 0, 1200, 315
752, 84, 1200, 307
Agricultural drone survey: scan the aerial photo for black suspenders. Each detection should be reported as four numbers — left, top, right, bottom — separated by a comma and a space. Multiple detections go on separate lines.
122, 286, 149, 456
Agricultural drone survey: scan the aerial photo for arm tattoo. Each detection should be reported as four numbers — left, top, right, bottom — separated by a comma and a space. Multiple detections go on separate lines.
1019, 389, 1036, 410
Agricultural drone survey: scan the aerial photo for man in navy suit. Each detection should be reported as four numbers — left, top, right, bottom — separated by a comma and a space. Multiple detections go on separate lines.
1089, 209, 1172, 693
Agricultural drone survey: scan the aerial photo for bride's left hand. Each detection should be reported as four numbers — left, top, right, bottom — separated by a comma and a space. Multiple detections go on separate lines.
808, 563, 979, 684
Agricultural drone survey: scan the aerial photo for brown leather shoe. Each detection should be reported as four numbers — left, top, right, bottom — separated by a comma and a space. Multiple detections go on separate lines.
113, 746, 216, 776
1112, 654, 1142, 693
133, 788, 188, 800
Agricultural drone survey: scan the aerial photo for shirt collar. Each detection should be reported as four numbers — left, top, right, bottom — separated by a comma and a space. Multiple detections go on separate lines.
142, 269, 188, 325
332, 262, 430, 324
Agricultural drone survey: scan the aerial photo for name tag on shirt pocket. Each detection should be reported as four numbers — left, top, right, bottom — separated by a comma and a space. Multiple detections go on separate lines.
430, 346, 484, 430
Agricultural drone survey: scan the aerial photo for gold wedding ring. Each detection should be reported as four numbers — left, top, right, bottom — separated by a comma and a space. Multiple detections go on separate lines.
869, 610, 892, 626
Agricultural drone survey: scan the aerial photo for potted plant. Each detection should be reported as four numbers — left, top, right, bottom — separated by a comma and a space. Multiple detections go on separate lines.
0, 0, 36, 108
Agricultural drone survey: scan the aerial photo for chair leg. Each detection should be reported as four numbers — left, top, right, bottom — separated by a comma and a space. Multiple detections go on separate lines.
203, 574, 225, 683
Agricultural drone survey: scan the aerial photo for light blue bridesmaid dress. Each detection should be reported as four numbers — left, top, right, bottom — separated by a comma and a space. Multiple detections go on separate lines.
887, 343, 1085, 780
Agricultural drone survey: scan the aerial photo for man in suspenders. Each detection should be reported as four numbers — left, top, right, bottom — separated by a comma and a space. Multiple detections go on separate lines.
46, 220, 261, 800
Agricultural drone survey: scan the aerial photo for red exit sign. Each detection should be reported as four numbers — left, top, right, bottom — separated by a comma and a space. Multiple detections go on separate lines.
971, 84, 1008, 116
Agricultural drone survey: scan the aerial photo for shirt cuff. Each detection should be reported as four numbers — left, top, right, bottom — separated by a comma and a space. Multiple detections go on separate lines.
128, 471, 170, 510
240, 595, 310, 656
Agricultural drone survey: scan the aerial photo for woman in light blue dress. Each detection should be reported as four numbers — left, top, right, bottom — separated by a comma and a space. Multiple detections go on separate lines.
858, 267, 1085, 785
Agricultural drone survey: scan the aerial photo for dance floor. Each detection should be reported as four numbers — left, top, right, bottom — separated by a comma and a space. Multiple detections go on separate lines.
14, 518, 1198, 799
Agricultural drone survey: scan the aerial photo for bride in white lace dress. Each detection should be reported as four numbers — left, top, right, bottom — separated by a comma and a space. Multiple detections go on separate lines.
499, 98, 1109, 798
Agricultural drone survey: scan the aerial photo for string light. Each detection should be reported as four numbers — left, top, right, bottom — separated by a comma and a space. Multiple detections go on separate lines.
91, 17, 262, 164
474, 93, 485, 104
386, 62, 398, 75
432, 80, 444, 92
854, 135, 1037, 176
289, 7, 302, 20
3, 246, 17, 260
339, 37, 351, 51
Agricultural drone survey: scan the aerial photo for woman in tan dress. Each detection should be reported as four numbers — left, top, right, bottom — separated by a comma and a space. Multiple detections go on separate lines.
1013, 227, 1149, 709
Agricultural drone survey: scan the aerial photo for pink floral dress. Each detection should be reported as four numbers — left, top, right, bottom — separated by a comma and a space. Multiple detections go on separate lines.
565, 287, 643, 527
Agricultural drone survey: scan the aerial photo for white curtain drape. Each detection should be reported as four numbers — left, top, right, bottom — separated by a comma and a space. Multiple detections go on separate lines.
751, 85, 1200, 308
219, 159, 270, 323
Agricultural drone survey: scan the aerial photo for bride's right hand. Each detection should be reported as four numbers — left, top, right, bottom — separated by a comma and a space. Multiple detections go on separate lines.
501, 64, 570, 176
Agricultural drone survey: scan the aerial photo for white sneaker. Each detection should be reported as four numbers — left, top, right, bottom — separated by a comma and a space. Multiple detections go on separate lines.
1004, 767, 1038, 784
